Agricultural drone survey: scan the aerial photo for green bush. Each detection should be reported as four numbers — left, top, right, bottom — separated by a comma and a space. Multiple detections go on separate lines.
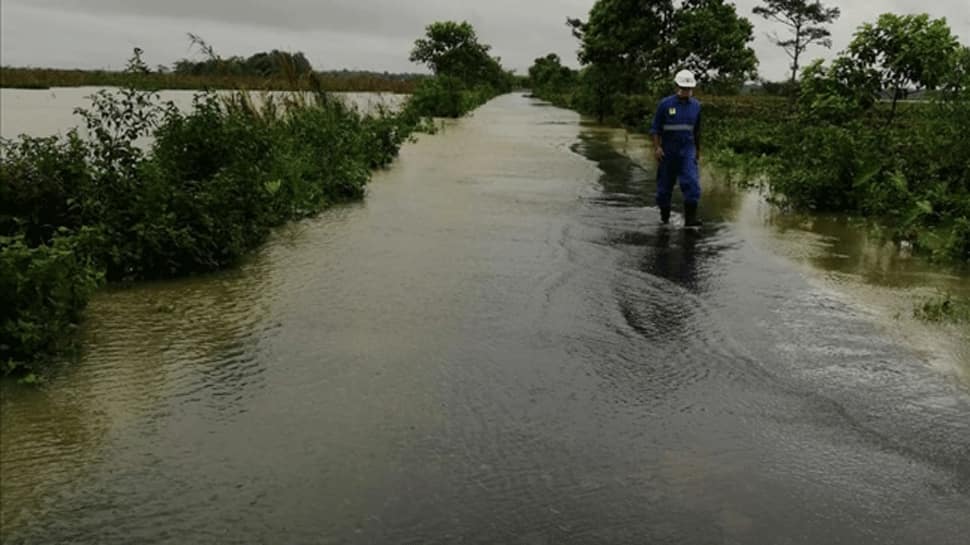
3, 39, 517, 375
0, 231, 103, 374
406, 76, 501, 118
0, 132, 92, 244
1, 80, 426, 374
914, 291, 970, 323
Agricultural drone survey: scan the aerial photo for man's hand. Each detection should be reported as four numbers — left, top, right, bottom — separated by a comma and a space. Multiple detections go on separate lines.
654, 146, 665, 162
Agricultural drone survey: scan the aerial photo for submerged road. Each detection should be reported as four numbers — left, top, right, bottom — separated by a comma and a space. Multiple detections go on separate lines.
2, 94, 968, 544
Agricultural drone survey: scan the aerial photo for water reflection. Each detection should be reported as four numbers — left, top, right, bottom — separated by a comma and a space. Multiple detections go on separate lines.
572, 128, 742, 293
754, 199, 970, 291
0, 240, 279, 538
0, 87, 406, 140
2, 94, 968, 544
578, 121, 969, 381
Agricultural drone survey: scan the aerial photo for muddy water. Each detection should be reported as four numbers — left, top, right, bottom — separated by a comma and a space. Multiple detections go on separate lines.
1, 94, 968, 544
0, 87, 406, 140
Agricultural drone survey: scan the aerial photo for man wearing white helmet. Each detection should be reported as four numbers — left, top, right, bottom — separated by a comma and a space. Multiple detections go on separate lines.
649, 69, 703, 227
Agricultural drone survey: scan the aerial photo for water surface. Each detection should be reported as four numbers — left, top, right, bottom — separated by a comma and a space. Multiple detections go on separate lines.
2, 94, 968, 544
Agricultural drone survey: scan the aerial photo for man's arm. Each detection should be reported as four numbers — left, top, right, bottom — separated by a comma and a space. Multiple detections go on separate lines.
694, 109, 702, 161
649, 102, 665, 161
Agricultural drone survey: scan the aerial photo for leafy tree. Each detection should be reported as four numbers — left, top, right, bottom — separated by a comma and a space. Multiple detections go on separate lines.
674, 0, 759, 89
847, 13, 961, 123
171, 35, 313, 78
567, 0, 676, 94
173, 50, 313, 78
406, 21, 513, 116
567, 0, 758, 96
573, 64, 618, 122
752, 0, 840, 85
528, 53, 577, 94
796, 57, 881, 123
409, 21, 504, 87
943, 46, 970, 99
244, 51, 312, 77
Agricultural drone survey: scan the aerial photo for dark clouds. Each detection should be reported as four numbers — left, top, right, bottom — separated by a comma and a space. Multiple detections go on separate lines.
2, 1, 967, 80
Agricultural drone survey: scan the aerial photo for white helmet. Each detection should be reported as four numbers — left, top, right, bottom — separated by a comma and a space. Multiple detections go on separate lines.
674, 70, 697, 88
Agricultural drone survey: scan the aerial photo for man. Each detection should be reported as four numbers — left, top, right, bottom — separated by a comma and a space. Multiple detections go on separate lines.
649, 70, 702, 227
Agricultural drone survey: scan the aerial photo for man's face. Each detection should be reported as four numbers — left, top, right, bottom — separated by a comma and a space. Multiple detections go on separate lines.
677, 86, 694, 99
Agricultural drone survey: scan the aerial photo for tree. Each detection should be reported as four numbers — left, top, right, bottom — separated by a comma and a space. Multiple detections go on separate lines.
409, 21, 500, 86
796, 57, 881, 123
674, 0, 759, 89
943, 46, 970, 99
574, 64, 617, 122
753, 0, 840, 85
172, 37, 314, 78
847, 13, 960, 123
567, 0, 676, 94
567, 0, 759, 95
244, 51, 312, 77
528, 54, 577, 94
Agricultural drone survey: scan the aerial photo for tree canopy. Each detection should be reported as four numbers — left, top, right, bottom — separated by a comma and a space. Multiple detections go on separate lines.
568, 0, 758, 94
528, 54, 578, 94
753, 0, 841, 84
409, 21, 509, 88
173, 50, 313, 78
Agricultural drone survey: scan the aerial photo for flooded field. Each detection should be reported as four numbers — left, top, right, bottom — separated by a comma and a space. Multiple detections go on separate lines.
2, 94, 968, 544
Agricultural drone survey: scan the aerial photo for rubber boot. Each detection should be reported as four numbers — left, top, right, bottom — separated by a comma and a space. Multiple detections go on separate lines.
684, 202, 702, 228
660, 207, 671, 225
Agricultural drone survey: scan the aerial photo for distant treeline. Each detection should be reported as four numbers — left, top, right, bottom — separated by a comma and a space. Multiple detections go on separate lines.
172, 49, 315, 77
1, 48, 426, 93
0, 67, 425, 93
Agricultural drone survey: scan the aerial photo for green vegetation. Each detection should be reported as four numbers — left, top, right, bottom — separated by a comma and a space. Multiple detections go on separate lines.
757, 13, 969, 262
1, 21, 512, 377
1, 51, 419, 376
0, 66, 423, 93
408, 21, 515, 117
0, 230, 102, 378
2, 38, 424, 93
172, 39, 314, 77
6, 3, 964, 376
914, 292, 970, 323
560, 0, 759, 120
530, 3, 969, 263
753, 0, 841, 86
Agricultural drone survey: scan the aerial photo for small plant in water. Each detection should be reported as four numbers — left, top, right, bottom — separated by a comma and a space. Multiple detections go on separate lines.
913, 292, 970, 323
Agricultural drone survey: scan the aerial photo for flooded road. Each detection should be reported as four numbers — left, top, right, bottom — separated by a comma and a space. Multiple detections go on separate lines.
2, 94, 969, 544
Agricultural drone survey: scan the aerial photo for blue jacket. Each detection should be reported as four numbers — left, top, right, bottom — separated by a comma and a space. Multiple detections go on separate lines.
649, 95, 702, 155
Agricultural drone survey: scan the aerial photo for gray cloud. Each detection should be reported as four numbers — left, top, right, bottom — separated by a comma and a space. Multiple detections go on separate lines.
21, 0, 463, 36
2, 1, 968, 80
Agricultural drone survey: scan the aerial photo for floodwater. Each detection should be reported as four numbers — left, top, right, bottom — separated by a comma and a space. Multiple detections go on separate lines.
1, 93, 968, 544
0, 87, 406, 140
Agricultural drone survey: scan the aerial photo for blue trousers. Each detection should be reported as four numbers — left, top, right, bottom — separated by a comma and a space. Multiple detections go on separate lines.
656, 150, 700, 208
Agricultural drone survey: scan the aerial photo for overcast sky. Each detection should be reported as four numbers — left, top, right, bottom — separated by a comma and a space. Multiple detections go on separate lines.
1, 1, 968, 81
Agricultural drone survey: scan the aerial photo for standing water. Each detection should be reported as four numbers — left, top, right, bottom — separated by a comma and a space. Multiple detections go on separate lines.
1, 94, 968, 544
0, 87, 406, 139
